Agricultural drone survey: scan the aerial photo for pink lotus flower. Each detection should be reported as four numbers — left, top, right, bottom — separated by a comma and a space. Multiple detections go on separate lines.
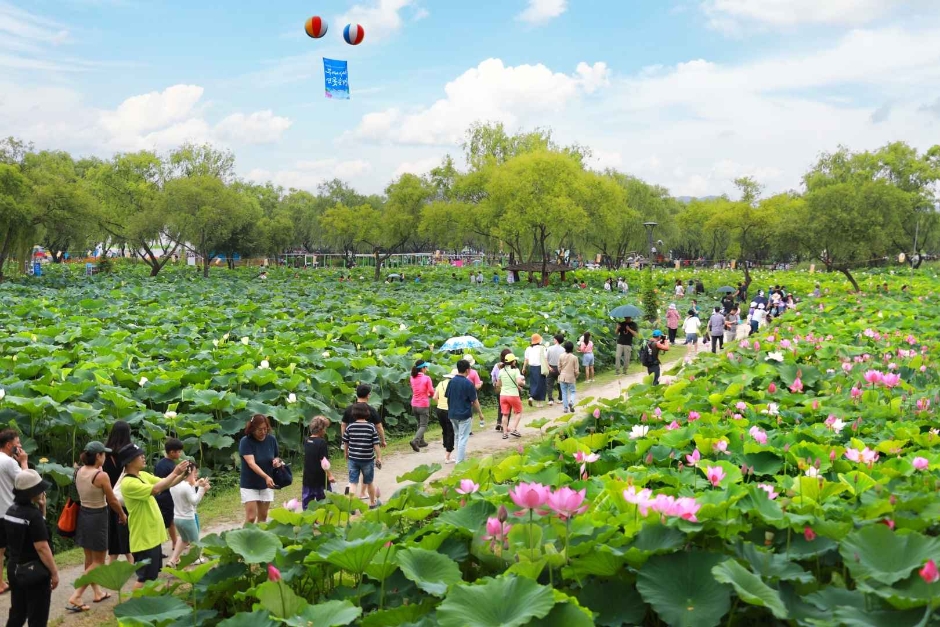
842, 362, 853, 373
483, 516, 512, 546
768, 382, 776, 394
547, 487, 587, 520
753, 341, 760, 352
920, 559, 940, 584
713, 440, 729, 455
267, 564, 281, 582
593, 408, 601, 419
509, 482, 550, 515
913, 456, 929, 471
653, 407, 662, 417
686, 449, 701, 465
457, 479, 480, 495
882, 519, 896, 530
811, 400, 820, 411
749, 426, 768, 445
850, 386, 862, 400
688, 411, 700, 422
574, 451, 600, 464
845, 447, 879, 464
882, 373, 901, 388
666, 420, 680, 430
623, 486, 654, 516
757, 483, 778, 500
705, 466, 726, 487
921, 365, 928, 373
804, 527, 817, 541
907, 335, 917, 345
736, 402, 747, 411
864, 370, 884, 385
917, 398, 930, 412
320, 458, 331, 471
672, 497, 701, 522
789, 377, 804, 393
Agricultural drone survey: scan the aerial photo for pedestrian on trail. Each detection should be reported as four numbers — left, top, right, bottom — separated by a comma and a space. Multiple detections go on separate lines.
0, 428, 28, 595
695, 279, 705, 294
408, 360, 434, 452
462, 355, 484, 430
302, 416, 334, 510
683, 309, 702, 354
1, 470, 58, 626
558, 341, 580, 413
491, 349, 512, 432
675, 280, 685, 298
498, 353, 526, 439
724, 306, 740, 345
239, 414, 283, 524
615, 317, 639, 375
342, 404, 382, 508
444, 360, 486, 463
709, 307, 726, 353
545, 334, 565, 407
523, 335, 548, 407
103, 421, 133, 564
154, 438, 184, 552
577, 332, 595, 382
646, 330, 670, 384
666, 304, 680, 344
433, 371, 456, 464
118, 443, 191, 588
68, 441, 125, 611
167, 462, 210, 567
750, 303, 767, 334
342, 384, 386, 446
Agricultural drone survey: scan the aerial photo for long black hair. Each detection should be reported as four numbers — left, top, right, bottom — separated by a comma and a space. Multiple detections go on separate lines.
411, 360, 427, 378
105, 420, 132, 453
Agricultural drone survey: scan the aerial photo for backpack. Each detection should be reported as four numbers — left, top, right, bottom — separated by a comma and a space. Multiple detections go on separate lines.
639, 340, 656, 367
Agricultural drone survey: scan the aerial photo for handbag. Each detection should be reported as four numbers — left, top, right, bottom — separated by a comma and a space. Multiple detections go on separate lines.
14, 560, 50, 586
272, 463, 293, 489
57, 497, 80, 538
112, 471, 127, 507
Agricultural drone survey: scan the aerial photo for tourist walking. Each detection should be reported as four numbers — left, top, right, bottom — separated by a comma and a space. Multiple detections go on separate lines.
1, 470, 58, 626
578, 332, 595, 382
724, 306, 740, 345
433, 371, 456, 464
545, 335, 564, 406
491, 349, 512, 432
68, 441, 125, 611
445, 360, 486, 462
167, 463, 209, 567
709, 307, 726, 353
462, 355, 484, 431
523, 335, 547, 407
103, 421, 133, 564
645, 330, 670, 384
0, 428, 28, 595
615, 317, 639, 375
408, 360, 434, 452
683, 310, 702, 355
666, 304, 680, 344
558, 341, 580, 413
239, 415, 283, 524
498, 354, 526, 438
302, 416, 334, 509
342, 404, 382, 508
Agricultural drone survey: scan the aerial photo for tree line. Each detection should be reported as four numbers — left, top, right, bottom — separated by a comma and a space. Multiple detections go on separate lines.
1, 124, 937, 288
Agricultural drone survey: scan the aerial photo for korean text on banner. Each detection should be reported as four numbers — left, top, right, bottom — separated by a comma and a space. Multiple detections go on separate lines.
323, 58, 350, 100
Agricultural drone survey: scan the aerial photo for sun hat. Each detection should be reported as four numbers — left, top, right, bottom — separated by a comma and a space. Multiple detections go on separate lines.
750, 301, 757, 307
117, 443, 146, 468
462, 354, 475, 366
504, 353, 519, 363
668, 304, 676, 310
83, 441, 111, 454
531, 334, 542, 344
13, 469, 51, 500
446, 369, 457, 379
416, 362, 431, 369
652, 330, 663, 337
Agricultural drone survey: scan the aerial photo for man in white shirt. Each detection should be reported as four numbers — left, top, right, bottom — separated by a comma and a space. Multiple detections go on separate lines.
545, 335, 565, 407
0, 428, 29, 594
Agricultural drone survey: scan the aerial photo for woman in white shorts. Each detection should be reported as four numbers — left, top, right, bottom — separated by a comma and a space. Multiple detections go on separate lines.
238, 414, 282, 524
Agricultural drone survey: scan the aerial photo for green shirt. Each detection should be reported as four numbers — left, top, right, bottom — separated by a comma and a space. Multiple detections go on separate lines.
122, 471, 168, 553
498, 367, 524, 397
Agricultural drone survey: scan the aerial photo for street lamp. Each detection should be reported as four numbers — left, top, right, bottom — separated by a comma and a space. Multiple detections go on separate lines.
643, 222, 658, 273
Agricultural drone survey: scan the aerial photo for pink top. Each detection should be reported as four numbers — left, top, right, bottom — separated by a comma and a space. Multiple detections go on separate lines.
410, 373, 434, 408
467, 369, 482, 388
578, 341, 594, 354
666, 309, 680, 329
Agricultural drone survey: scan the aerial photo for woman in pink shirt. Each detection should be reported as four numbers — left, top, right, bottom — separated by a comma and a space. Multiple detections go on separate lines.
666, 304, 680, 344
462, 355, 485, 428
409, 360, 434, 452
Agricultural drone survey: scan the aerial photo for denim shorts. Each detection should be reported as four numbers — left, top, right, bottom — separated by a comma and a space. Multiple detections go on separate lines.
685, 333, 698, 344
582, 353, 595, 366
347, 458, 375, 485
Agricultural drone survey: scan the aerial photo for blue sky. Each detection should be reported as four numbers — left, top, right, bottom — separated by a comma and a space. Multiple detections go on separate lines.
2, 0, 939, 198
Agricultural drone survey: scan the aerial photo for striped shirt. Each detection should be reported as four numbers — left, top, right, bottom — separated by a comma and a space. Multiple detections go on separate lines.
342, 421, 379, 461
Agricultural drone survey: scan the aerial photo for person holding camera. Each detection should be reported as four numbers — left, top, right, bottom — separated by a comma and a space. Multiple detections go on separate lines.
0, 428, 29, 596
117, 443, 191, 588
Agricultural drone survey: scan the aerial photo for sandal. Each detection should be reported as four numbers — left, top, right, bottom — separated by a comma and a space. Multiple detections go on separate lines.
502, 434, 509, 439
66, 603, 91, 613
93, 593, 112, 603
510, 431, 522, 438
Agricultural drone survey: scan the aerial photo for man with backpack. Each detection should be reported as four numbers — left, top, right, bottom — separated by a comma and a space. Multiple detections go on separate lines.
640, 330, 670, 385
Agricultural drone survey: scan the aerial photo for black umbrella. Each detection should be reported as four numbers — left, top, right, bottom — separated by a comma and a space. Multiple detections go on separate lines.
716, 286, 736, 294
610, 304, 642, 319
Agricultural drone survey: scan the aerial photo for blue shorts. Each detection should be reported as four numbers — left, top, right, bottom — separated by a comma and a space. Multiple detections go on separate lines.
347, 458, 375, 485
174, 518, 200, 543
582, 353, 595, 367
686, 333, 698, 344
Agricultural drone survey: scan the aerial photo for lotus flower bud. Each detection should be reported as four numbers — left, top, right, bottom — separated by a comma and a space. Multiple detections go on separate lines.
497, 504, 509, 522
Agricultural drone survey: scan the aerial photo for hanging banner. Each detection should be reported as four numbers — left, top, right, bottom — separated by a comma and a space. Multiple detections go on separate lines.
323, 58, 350, 100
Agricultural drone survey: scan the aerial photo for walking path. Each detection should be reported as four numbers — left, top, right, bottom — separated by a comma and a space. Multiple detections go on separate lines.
12, 355, 689, 625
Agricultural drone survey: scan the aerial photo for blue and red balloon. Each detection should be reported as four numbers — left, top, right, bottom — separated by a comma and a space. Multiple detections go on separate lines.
343, 23, 365, 45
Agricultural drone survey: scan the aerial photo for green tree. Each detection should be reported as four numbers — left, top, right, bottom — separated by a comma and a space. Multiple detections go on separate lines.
0, 163, 36, 282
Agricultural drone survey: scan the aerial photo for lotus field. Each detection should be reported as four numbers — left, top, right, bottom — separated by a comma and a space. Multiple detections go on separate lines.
3, 266, 940, 626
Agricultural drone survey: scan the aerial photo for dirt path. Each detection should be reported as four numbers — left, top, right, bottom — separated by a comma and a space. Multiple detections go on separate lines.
17, 354, 692, 625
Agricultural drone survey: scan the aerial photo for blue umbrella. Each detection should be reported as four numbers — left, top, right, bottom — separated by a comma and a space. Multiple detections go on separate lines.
439, 335, 484, 352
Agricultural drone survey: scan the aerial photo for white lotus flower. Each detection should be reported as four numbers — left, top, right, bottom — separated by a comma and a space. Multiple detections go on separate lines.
372, 326, 377, 332
164, 411, 177, 419
212, 339, 219, 347
222, 333, 230, 341
765, 351, 784, 362
241, 337, 249, 345
399, 323, 407, 330
287, 393, 297, 404
260, 360, 270, 369
831, 418, 846, 434
629, 425, 649, 440
30, 334, 37, 342
767, 403, 779, 416
139, 377, 148, 386
804, 467, 820, 478
0, 389, 5, 401
11, 355, 16, 362
542, 313, 549, 319
322, 351, 330, 358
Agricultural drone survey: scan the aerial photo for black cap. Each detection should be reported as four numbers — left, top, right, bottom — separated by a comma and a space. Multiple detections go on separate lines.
116, 443, 145, 468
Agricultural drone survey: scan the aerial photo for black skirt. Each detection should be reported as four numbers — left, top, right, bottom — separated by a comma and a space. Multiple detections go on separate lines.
76, 506, 109, 552
108, 506, 131, 556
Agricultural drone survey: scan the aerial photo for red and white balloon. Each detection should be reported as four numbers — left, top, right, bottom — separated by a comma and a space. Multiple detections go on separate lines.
304, 16, 328, 38
343, 23, 365, 45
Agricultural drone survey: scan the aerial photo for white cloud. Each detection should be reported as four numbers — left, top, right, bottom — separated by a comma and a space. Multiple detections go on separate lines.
337, 0, 415, 42
0, 2, 70, 49
100, 84, 206, 137
517, 0, 568, 25
351, 58, 610, 145
214, 111, 292, 145
393, 157, 441, 178
248, 159, 372, 191
702, 0, 904, 31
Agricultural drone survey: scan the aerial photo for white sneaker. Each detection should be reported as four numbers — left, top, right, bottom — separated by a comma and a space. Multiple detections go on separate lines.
548, 400, 554, 406
445, 458, 455, 464
479, 419, 485, 428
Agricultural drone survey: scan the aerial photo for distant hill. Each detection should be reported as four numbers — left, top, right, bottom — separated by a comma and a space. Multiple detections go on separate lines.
675, 195, 720, 203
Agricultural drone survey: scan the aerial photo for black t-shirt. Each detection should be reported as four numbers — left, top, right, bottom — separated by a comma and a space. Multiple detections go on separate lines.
0, 502, 50, 576
154, 457, 176, 508
617, 321, 639, 345
649, 340, 662, 364
303, 436, 329, 489
341, 403, 383, 426
103, 454, 123, 487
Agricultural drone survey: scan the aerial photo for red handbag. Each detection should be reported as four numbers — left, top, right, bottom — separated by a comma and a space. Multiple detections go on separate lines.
57, 497, 80, 538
